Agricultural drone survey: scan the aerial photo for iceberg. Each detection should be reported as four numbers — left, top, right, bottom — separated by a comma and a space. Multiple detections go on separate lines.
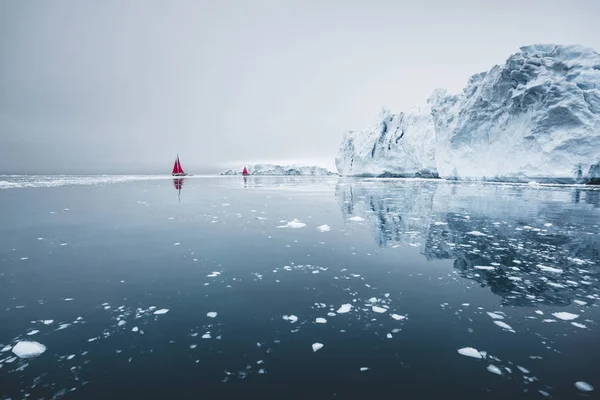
337, 44, 600, 182
220, 164, 335, 176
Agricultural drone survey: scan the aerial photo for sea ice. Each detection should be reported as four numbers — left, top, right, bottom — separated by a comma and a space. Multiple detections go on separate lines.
486, 312, 504, 320
348, 216, 365, 222
466, 231, 488, 237
537, 265, 563, 273
337, 304, 352, 314
207, 312, 218, 318
474, 266, 495, 270
487, 365, 502, 375
552, 312, 579, 321
132, 327, 139, 332
207, 272, 221, 277
574, 300, 587, 306
312, 342, 323, 352
27, 330, 39, 336
571, 322, 587, 329
12, 341, 46, 359
153, 309, 169, 315
517, 366, 530, 374
391, 314, 405, 321
457, 347, 483, 359
372, 306, 387, 313
277, 219, 306, 229
360, 367, 369, 371
315, 318, 327, 324
67, 354, 75, 360
317, 225, 331, 232
42, 320, 54, 325
535, 310, 544, 315
202, 333, 211, 339
575, 381, 594, 392
493, 321, 514, 331
117, 320, 126, 327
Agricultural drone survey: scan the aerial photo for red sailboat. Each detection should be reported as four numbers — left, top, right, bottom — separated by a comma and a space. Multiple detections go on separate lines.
172, 155, 187, 176
242, 166, 249, 176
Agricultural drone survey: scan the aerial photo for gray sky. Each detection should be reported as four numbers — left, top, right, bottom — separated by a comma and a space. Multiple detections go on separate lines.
1, 0, 599, 174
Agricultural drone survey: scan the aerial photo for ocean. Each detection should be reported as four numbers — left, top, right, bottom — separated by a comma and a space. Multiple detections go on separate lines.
0, 175, 598, 399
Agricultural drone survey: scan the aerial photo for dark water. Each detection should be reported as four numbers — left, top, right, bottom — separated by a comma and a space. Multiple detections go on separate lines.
0, 176, 599, 399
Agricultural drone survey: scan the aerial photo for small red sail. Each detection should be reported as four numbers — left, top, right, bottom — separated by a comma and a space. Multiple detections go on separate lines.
242, 167, 249, 176
172, 156, 185, 175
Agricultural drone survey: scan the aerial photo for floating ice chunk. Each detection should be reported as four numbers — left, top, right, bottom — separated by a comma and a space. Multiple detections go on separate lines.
153, 309, 169, 315
487, 365, 502, 375
327, 312, 336, 317
535, 310, 544, 315
132, 327, 139, 332
517, 366, 530, 374
486, 312, 504, 320
575, 381, 594, 392
466, 231, 488, 237
258, 368, 266, 374
207, 272, 221, 277
287, 315, 298, 323
571, 322, 587, 329
315, 318, 327, 324
257, 360, 264, 364
277, 219, 306, 229
312, 342, 323, 352
386, 333, 393, 339
117, 320, 126, 327
552, 312, 579, 321
174, 243, 180, 246
547, 282, 565, 288
1, 345, 12, 352
67, 354, 75, 360
457, 347, 483, 359
207, 312, 218, 318
42, 320, 54, 325
391, 314, 406, 321
368, 297, 378, 303
337, 304, 352, 314
474, 266, 495, 270
574, 300, 587, 306
20, 257, 29, 260
64, 298, 74, 301
317, 225, 331, 232
12, 341, 46, 359
360, 367, 369, 371
348, 216, 364, 222
542, 319, 556, 323
493, 321, 514, 331
202, 333, 211, 339
27, 330, 39, 336
372, 306, 387, 313
537, 264, 563, 273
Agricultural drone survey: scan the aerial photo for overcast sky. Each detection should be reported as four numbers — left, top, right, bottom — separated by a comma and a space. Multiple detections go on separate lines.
1, 0, 599, 174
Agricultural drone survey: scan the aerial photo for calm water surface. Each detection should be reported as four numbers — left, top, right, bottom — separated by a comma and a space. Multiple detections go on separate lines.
0, 176, 599, 399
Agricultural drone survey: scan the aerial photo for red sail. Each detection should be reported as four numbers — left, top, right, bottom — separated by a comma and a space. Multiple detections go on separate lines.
242, 167, 249, 176
172, 156, 184, 175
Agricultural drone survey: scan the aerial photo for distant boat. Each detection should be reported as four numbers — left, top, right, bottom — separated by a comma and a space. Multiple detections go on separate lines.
172, 155, 187, 176
242, 167, 249, 176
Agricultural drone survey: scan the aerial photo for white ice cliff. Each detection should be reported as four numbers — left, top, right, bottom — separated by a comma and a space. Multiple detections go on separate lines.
220, 164, 335, 176
337, 44, 600, 182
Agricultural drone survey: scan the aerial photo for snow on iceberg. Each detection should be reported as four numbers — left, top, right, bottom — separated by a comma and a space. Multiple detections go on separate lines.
220, 164, 336, 176
337, 44, 600, 183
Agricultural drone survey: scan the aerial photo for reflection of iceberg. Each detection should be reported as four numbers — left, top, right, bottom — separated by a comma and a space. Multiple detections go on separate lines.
336, 179, 600, 306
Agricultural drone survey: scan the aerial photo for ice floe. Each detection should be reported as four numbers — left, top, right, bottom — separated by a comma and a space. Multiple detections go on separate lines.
27, 330, 39, 336
207, 271, 221, 278
372, 306, 387, 313
360, 367, 369, 371
537, 264, 563, 273
552, 312, 579, 321
493, 321, 515, 332
337, 304, 352, 314
486, 312, 504, 320
474, 266, 495, 270
317, 225, 331, 232
486, 365, 502, 375
457, 347, 483, 359
207, 312, 218, 318
348, 216, 364, 222
12, 341, 46, 359
277, 219, 306, 229
391, 314, 406, 321
571, 322, 587, 329
575, 381, 594, 392
315, 318, 327, 324
312, 342, 323, 352
466, 231, 488, 237
153, 309, 169, 315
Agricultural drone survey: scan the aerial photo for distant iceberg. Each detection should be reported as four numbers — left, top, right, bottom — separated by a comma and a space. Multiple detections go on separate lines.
220, 164, 336, 176
336, 44, 600, 183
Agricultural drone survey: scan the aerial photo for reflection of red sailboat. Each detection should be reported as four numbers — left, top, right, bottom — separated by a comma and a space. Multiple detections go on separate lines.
242, 166, 249, 176
173, 178, 184, 201
172, 155, 187, 176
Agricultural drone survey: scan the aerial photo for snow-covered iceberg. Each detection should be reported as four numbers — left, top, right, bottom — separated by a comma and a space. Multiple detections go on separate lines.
220, 164, 335, 176
337, 44, 600, 183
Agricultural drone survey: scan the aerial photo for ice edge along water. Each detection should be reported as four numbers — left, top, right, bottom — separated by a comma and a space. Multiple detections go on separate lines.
336, 44, 600, 183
